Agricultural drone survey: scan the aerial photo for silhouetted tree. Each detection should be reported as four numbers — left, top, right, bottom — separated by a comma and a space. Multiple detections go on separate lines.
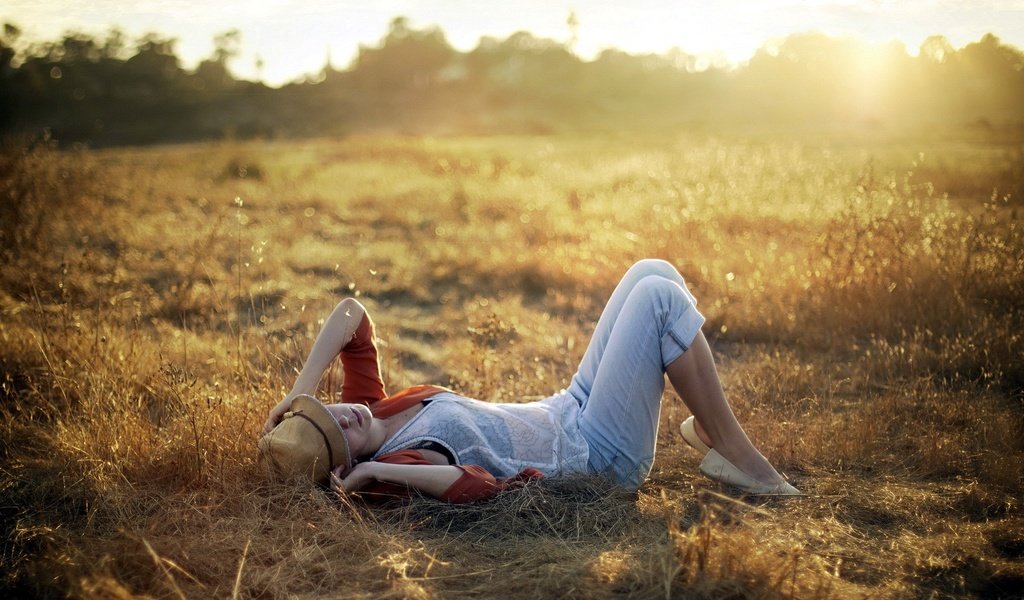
194, 29, 242, 91
1, 18, 1022, 145
0, 24, 21, 129
350, 17, 454, 93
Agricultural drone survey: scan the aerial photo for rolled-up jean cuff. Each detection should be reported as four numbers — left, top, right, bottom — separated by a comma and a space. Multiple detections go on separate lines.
661, 306, 706, 368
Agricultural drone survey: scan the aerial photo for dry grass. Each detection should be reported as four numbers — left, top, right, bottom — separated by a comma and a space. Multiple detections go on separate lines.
1, 132, 1022, 598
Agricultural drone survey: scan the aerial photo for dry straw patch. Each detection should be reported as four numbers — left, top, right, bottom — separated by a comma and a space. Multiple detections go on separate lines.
2, 133, 1022, 598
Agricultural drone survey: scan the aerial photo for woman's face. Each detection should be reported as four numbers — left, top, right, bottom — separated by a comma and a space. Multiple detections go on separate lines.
325, 403, 374, 458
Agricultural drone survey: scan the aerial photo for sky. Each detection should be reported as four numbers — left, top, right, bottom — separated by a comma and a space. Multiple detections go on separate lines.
2, 0, 1023, 87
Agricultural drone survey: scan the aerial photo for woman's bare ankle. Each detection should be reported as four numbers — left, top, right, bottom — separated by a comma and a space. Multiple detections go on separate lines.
714, 440, 785, 485
693, 418, 713, 449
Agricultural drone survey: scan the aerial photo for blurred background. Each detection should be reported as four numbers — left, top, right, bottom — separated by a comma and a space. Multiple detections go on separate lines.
1, 0, 1023, 145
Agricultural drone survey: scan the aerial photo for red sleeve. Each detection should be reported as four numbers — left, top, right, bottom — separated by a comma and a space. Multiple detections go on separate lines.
357, 450, 544, 504
336, 312, 450, 413
338, 312, 388, 406
439, 465, 498, 503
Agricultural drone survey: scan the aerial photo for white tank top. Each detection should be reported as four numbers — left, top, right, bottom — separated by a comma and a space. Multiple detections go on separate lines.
372, 391, 590, 478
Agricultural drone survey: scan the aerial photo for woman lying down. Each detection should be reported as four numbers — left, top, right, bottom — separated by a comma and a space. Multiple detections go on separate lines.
258, 260, 800, 503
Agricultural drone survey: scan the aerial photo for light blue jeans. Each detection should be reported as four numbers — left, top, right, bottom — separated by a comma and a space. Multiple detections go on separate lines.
567, 259, 706, 490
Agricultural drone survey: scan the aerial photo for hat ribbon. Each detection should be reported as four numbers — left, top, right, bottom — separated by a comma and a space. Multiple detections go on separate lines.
290, 410, 336, 470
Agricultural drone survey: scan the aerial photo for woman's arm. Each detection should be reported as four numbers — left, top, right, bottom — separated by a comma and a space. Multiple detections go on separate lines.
332, 461, 466, 499
263, 297, 366, 433
332, 451, 544, 503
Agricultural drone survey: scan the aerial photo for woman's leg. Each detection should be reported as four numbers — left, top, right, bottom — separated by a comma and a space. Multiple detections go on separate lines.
573, 261, 786, 489
666, 331, 784, 485
567, 259, 693, 404
575, 272, 706, 489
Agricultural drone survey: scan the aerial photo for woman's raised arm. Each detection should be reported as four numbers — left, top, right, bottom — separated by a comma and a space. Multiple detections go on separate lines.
263, 297, 367, 433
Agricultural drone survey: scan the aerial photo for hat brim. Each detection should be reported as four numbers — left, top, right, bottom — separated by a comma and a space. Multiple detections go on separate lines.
256, 393, 352, 481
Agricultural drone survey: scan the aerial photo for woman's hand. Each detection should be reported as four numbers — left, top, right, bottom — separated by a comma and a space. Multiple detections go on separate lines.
329, 462, 377, 495
262, 395, 296, 434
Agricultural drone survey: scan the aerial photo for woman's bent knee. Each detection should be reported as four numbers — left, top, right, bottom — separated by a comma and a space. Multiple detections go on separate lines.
627, 259, 683, 284
631, 275, 691, 307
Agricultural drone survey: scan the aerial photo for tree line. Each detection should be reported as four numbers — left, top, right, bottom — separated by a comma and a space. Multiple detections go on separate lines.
1, 17, 1022, 146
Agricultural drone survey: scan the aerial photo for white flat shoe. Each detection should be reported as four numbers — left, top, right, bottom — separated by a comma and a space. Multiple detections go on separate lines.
680, 416, 711, 455
699, 449, 802, 496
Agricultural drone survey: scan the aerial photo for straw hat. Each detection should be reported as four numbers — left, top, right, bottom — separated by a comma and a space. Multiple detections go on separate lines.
258, 394, 352, 484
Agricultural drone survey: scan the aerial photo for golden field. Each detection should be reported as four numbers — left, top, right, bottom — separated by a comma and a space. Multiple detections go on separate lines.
1, 132, 1022, 598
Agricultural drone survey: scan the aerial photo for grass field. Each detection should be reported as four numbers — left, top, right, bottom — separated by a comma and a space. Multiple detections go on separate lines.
1, 132, 1022, 598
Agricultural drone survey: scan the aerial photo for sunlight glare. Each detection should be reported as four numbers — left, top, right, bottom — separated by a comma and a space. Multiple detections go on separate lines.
847, 41, 900, 122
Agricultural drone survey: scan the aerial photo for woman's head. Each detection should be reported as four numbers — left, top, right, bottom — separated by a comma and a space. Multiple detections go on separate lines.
257, 395, 352, 484
324, 403, 375, 458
